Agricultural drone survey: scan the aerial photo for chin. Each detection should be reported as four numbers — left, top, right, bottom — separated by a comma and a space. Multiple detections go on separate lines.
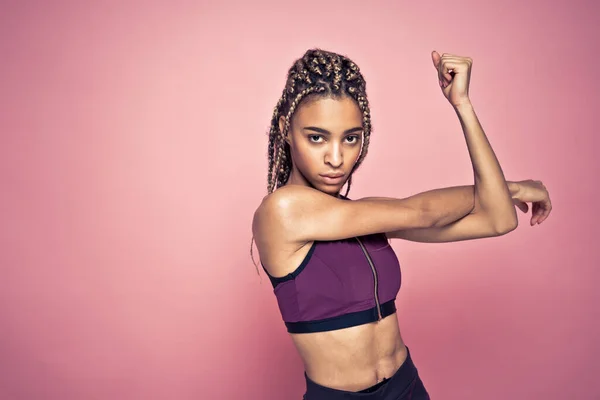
312, 182, 344, 196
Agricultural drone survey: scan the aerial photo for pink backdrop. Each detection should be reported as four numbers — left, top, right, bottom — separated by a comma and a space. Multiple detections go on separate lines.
1, 1, 598, 399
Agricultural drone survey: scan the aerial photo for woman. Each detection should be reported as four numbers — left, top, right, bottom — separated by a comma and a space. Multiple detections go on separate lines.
252, 49, 552, 399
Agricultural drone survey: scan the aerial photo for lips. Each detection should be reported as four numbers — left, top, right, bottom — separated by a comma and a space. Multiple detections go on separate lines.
320, 173, 345, 185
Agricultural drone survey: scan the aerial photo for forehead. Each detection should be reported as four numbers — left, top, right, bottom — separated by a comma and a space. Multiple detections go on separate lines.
292, 96, 363, 129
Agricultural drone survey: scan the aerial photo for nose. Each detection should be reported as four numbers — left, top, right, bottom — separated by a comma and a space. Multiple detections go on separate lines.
324, 142, 343, 168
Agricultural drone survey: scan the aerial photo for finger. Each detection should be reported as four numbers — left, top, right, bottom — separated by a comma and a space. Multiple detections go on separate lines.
432, 51, 445, 87
440, 55, 465, 61
440, 56, 471, 67
538, 201, 552, 224
531, 202, 540, 225
441, 54, 473, 65
440, 60, 456, 82
534, 203, 546, 225
440, 60, 469, 83
514, 200, 529, 213
441, 59, 469, 74
431, 51, 441, 69
542, 199, 552, 221
441, 54, 464, 60
437, 55, 471, 87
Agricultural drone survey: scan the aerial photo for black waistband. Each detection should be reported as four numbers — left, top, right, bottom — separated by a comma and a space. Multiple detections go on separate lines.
285, 299, 397, 334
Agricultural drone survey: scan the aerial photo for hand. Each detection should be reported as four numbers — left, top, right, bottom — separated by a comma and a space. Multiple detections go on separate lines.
509, 180, 553, 226
431, 51, 472, 107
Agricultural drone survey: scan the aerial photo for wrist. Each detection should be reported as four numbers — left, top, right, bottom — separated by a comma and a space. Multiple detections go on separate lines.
452, 99, 473, 111
507, 181, 520, 198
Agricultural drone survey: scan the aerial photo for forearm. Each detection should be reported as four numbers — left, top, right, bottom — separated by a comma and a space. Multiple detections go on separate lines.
416, 185, 475, 227
455, 102, 518, 231
413, 179, 520, 228
366, 180, 519, 231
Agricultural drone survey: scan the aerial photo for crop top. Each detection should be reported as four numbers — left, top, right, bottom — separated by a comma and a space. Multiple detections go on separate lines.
262, 233, 402, 334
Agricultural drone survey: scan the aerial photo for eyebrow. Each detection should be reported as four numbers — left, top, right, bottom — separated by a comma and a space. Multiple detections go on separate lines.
302, 126, 363, 134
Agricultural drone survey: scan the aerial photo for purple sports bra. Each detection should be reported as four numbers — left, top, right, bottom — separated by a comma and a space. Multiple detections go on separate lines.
263, 233, 402, 334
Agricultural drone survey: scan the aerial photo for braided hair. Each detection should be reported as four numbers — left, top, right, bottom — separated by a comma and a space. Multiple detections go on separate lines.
267, 48, 373, 195
252, 49, 373, 274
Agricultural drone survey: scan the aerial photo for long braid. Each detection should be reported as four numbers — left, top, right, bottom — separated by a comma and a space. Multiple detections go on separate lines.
252, 49, 374, 274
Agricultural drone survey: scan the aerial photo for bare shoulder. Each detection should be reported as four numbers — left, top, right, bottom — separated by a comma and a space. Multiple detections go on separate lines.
255, 185, 330, 213
252, 186, 329, 274
252, 185, 329, 242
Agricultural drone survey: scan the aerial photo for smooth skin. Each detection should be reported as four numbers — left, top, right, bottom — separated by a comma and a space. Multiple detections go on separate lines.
252, 51, 552, 392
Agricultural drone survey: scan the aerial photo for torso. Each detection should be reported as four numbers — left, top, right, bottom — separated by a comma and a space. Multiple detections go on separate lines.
260, 238, 409, 392
291, 311, 408, 391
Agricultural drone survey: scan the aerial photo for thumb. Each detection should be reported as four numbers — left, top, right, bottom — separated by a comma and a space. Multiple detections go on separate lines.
431, 50, 441, 68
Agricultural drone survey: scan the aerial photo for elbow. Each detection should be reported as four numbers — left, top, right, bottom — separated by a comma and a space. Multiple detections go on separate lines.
494, 216, 518, 236
481, 199, 519, 236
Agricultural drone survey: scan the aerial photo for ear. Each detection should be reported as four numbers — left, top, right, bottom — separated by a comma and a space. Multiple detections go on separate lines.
279, 116, 291, 145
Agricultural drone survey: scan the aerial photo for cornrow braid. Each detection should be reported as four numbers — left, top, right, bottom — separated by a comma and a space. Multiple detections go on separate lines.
251, 49, 373, 275
266, 48, 373, 195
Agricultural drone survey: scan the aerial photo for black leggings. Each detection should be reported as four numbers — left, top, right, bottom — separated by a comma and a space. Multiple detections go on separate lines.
303, 346, 430, 399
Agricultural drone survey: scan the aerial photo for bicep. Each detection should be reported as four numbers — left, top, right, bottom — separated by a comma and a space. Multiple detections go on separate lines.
387, 211, 504, 243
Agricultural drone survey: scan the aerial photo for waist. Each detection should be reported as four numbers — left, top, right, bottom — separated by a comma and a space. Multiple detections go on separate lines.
291, 312, 406, 392
304, 345, 425, 398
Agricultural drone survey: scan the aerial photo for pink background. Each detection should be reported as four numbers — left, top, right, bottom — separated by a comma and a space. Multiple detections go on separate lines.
1, 1, 598, 399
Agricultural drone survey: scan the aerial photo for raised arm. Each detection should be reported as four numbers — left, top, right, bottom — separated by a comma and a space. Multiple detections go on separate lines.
385, 52, 518, 243
454, 100, 518, 232
445, 52, 517, 229
379, 52, 519, 242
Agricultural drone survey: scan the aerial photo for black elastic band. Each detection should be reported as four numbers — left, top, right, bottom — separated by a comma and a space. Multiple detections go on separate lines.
285, 299, 396, 334
359, 376, 390, 393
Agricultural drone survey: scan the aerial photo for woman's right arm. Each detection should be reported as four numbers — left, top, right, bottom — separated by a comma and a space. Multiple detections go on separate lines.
252, 184, 474, 245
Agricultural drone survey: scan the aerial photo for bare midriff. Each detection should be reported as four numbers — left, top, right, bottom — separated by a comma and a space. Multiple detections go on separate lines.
290, 313, 408, 392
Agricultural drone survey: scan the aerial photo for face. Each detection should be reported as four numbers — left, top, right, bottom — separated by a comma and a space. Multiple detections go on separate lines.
280, 95, 364, 196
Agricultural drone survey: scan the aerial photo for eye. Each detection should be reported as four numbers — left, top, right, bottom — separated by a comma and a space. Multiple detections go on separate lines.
309, 135, 323, 143
345, 135, 360, 144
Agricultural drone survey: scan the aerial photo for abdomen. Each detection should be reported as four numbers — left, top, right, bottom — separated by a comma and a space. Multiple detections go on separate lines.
290, 312, 408, 392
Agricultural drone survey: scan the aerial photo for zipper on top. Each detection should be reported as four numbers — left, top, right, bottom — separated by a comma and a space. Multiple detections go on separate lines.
355, 237, 382, 320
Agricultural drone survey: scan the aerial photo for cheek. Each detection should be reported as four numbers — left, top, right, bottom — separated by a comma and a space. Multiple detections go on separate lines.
291, 142, 319, 170
349, 144, 363, 165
